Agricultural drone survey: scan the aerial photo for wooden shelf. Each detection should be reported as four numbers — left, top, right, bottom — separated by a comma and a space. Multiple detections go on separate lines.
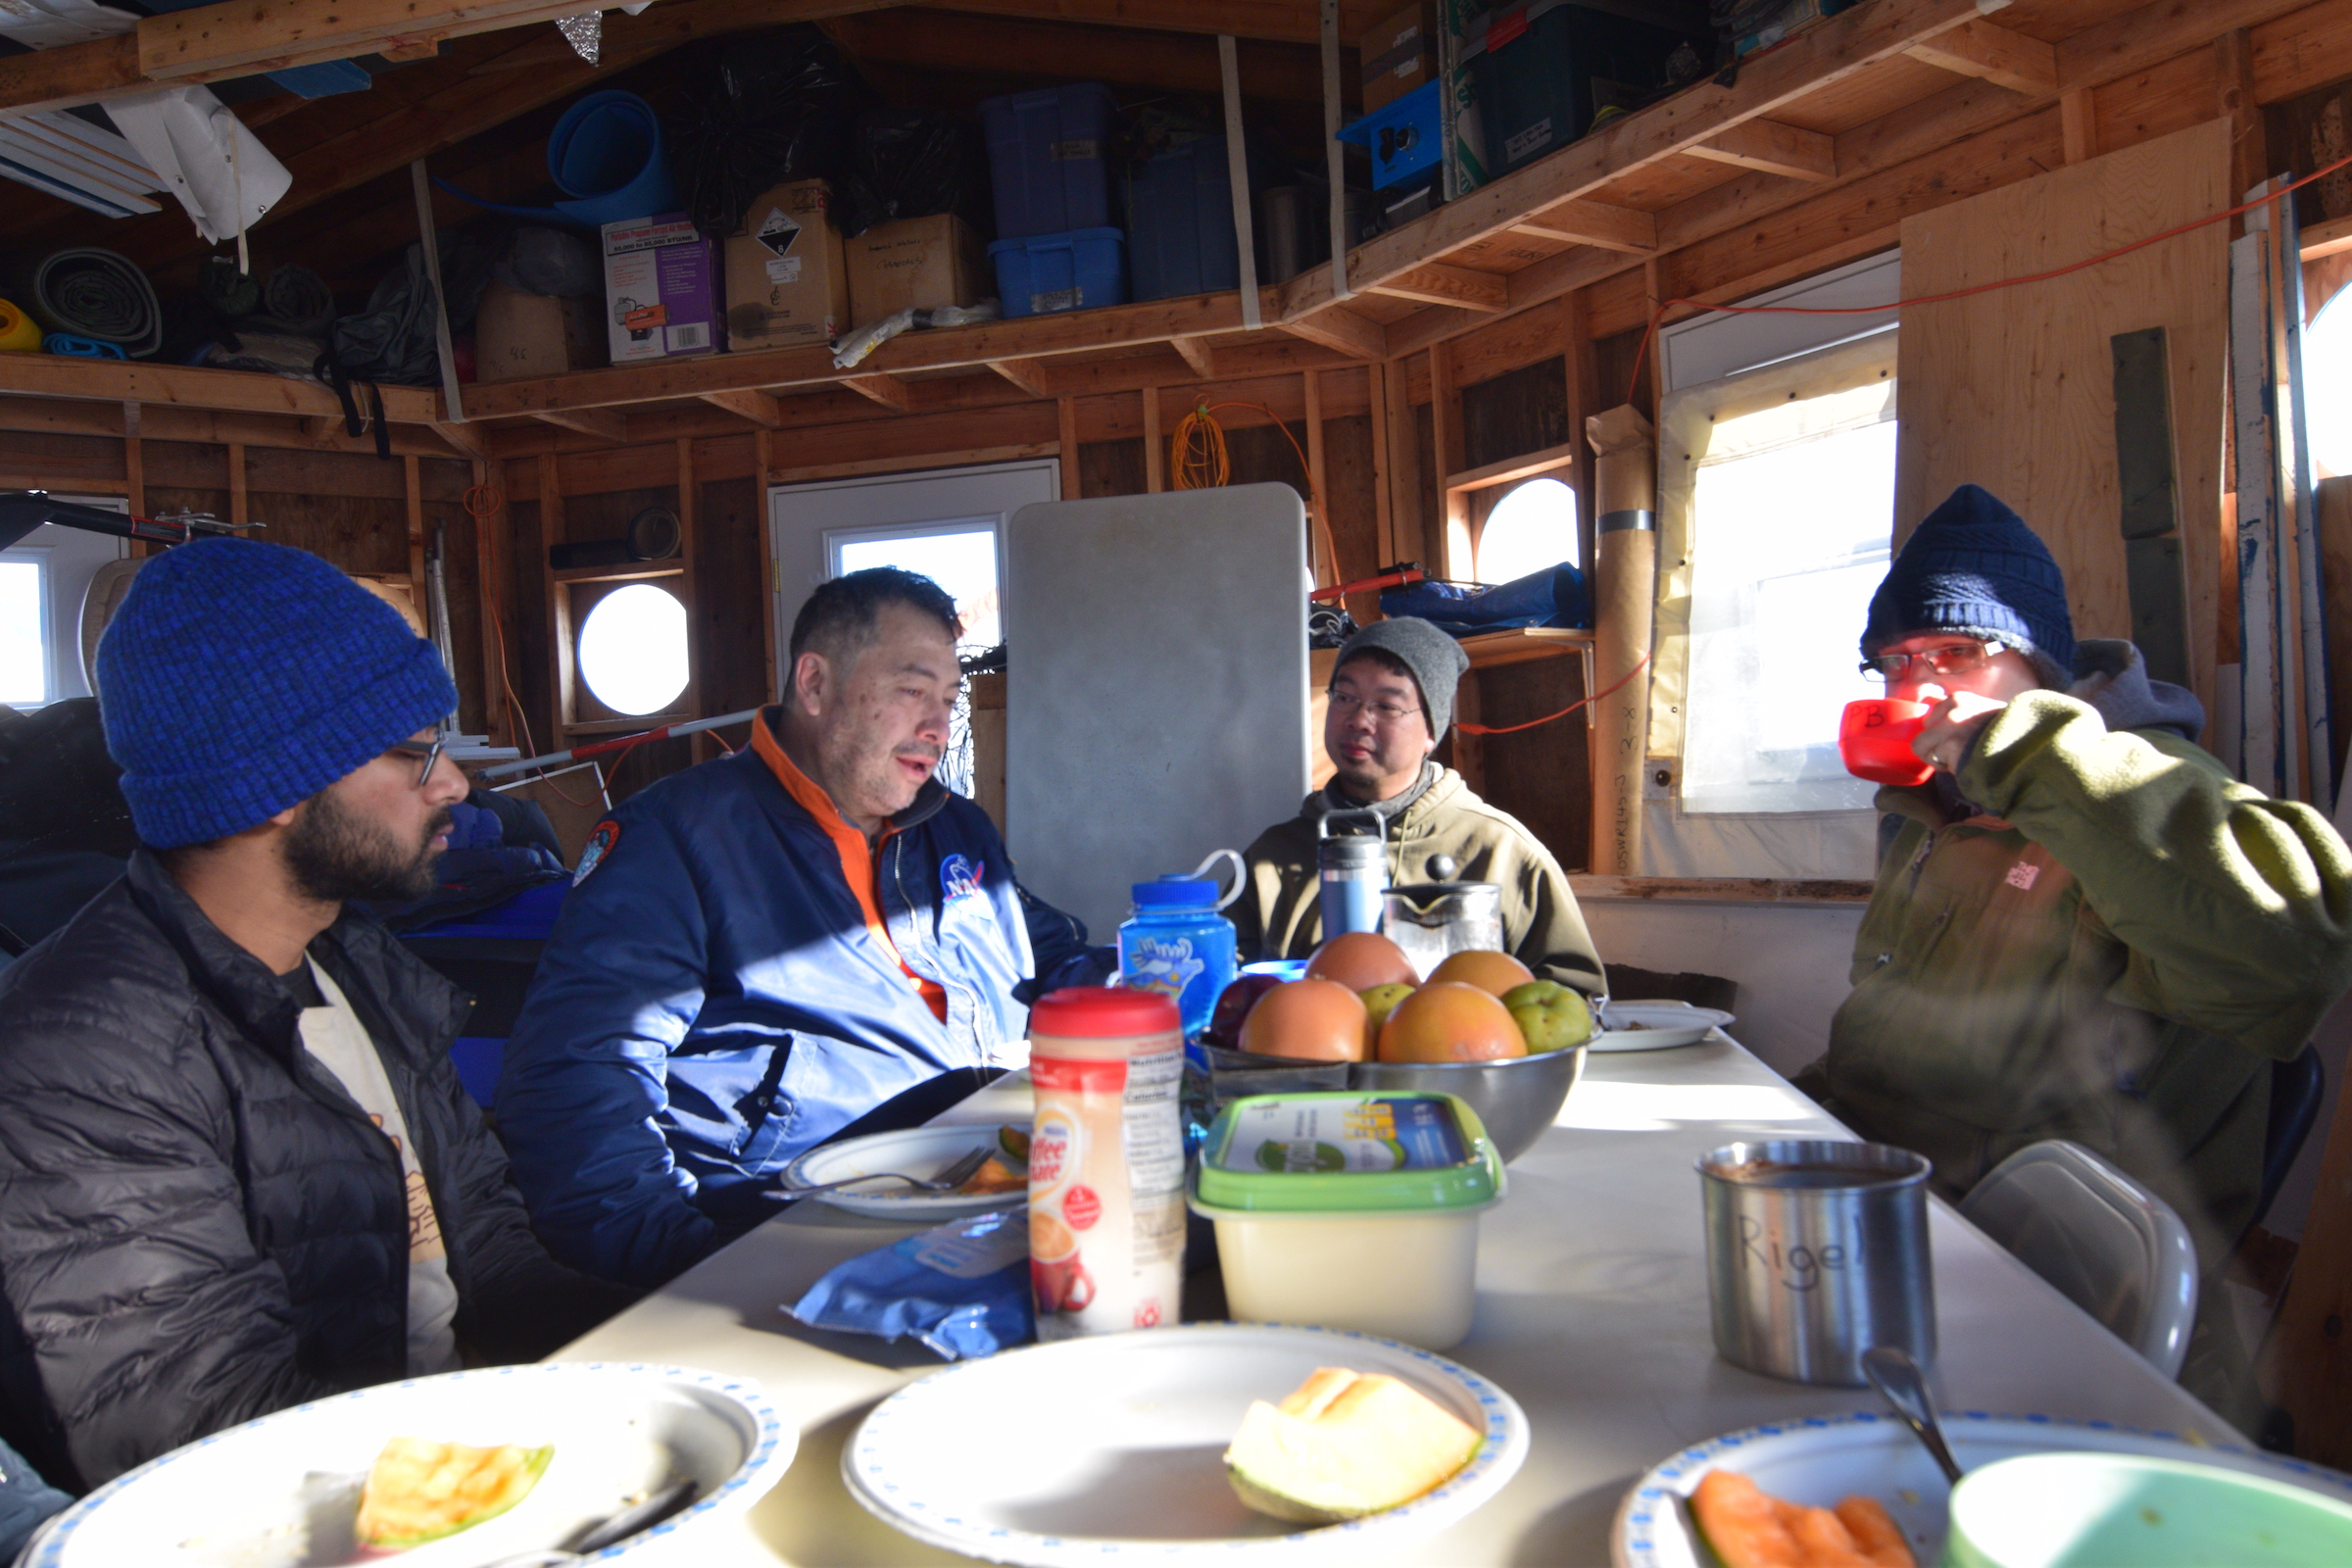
1459, 626, 1595, 669
1445, 442, 1579, 496
2304, 212, 2352, 262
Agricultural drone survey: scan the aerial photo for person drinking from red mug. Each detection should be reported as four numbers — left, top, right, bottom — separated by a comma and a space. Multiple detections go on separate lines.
1794, 483, 2352, 1419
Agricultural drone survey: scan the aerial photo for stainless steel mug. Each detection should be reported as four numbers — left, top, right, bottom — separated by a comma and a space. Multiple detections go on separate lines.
1697, 1139, 1936, 1386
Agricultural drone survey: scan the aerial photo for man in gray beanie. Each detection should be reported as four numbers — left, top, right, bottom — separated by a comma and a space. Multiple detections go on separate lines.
1230, 616, 1604, 994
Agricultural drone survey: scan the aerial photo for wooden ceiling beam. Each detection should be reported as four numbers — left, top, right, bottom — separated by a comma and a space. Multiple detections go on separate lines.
1684, 119, 1838, 182
533, 407, 629, 442
699, 388, 786, 426
841, 374, 915, 411
920, 0, 1376, 48
820, 8, 1328, 102
1364, 262, 1510, 313
1903, 18, 2059, 96
1508, 198, 1657, 254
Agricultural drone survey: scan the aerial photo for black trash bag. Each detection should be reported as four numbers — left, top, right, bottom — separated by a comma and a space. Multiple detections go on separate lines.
834, 107, 991, 239
330, 245, 440, 387
665, 24, 870, 240
496, 225, 601, 299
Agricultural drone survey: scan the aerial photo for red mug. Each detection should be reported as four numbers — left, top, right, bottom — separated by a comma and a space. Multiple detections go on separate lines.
1838, 699, 1934, 787
1031, 1251, 1096, 1314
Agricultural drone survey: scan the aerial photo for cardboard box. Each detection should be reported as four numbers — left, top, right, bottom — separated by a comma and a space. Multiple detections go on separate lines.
846, 214, 992, 324
724, 178, 849, 352
601, 213, 720, 364
474, 280, 607, 382
1360, 2, 1435, 114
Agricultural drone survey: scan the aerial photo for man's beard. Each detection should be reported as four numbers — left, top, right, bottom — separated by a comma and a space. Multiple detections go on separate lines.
284, 788, 450, 904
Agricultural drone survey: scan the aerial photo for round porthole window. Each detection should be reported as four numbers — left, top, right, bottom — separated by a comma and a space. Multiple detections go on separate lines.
577, 582, 688, 715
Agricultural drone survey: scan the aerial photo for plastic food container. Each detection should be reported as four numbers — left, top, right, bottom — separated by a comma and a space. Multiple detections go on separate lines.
1189, 1091, 1503, 1349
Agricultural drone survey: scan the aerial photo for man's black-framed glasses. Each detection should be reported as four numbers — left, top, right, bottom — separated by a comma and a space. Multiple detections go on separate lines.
386, 737, 444, 787
1859, 640, 2007, 683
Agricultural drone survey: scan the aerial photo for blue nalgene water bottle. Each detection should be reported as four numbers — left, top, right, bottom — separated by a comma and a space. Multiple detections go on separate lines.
1118, 876, 1239, 1043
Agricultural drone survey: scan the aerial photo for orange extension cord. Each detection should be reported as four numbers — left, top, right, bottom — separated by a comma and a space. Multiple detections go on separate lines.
1171, 400, 1345, 587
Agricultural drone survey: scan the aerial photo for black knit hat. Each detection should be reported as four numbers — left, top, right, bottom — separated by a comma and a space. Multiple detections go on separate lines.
1862, 484, 2075, 673
1333, 616, 1471, 739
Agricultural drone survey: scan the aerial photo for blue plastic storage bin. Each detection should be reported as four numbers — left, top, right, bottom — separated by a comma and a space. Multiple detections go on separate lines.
989, 227, 1127, 318
980, 82, 1118, 239
1337, 79, 1442, 191
1125, 135, 1269, 302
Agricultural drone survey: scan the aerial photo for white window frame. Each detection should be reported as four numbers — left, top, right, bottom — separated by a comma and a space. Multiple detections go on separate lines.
2, 497, 129, 710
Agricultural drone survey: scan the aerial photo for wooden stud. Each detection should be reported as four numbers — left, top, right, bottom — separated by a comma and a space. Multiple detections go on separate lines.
226, 441, 247, 528
1368, 360, 1396, 571
376, 33, 443, 62
1142, 386, 1165, 494
1507, 199, 1658, 254
1382, 356, 1422, 571
471, 459, 511, 747
539, 451, 571, 739
2060, 89, 2095, 165
699, 388, 785, 426
1303, 369, 1327, 582
122, 401, 143, 522
1685, 120, 1838, 183
1901, 18, 2058, 95
1057, 397, 1081, 500
1431, 341, 1471, 581
1171, 336, 1216, 379
675, 435, 707, 753
1365, 262, 1510, 313
403, 453, 426, 610
755, 425, 778, 705
1564, 286, 1600, 576
2216, 28, 2266, 233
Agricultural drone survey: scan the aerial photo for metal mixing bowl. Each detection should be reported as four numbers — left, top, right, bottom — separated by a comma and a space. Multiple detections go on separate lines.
1348, 1044, 1588, 1164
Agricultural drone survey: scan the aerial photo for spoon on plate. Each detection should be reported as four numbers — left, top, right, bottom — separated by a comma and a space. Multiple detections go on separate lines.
479, 1478, 699, 1566
1861, 1345, 1964, 1486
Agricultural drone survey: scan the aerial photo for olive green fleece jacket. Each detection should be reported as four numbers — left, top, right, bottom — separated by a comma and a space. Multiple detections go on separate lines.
1230, 765, 1607, 996
1797, 642, 2352, 1270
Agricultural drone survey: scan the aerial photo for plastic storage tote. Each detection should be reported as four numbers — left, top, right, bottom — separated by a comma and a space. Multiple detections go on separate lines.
1336, 79, 1443, 192
980, 82, 1119, 239
1125, 135, 1272, 302
988, 227, 1127, 318
1464, 0, 1703, 178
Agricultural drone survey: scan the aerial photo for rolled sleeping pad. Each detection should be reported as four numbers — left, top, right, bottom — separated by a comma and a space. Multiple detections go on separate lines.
0, 298, 38, 353
23, 249, 162, 358
435, 90, 679, 231
255, 264, 336, 337
43, 334, 125, 359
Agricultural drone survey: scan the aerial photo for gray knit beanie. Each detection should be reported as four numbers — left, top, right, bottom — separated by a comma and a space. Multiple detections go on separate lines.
1332, 617, 1471, 739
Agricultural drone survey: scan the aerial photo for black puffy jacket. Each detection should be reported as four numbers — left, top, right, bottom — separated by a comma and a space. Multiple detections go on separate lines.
0, 853, 635, 1491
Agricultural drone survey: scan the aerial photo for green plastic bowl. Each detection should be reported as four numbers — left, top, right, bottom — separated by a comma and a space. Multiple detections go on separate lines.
1943, 1450, 2352, 1567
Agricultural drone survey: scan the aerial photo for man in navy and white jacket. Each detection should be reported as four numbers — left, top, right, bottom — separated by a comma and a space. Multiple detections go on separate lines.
497, 568, 1106, 1287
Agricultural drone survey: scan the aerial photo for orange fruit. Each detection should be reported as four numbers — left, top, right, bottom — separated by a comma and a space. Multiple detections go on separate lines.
1426, 950, 1536, 998
1305, 930, 1420, 992
1241, 978, 1374, 1062
1376, 981, 1527, 1063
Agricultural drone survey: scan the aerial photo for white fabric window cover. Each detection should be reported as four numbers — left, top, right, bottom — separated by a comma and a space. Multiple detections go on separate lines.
104, 84, 290, 246
1680, 379, 1897, 816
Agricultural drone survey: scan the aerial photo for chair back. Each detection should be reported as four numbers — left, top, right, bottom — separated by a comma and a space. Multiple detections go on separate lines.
1958, 1140, 2198, 1379
2253, 1047, 2326, 1235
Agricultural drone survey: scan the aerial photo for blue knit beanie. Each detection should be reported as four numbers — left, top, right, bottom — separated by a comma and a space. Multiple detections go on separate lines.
1861, 484, 2075, 673
97, 538, 458, 849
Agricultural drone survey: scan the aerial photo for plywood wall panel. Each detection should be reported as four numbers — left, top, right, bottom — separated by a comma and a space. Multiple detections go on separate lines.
2093, 48, 2221, 155
1895, 117, 2230, 724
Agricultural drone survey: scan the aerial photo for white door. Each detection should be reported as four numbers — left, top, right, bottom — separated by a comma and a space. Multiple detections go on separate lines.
766, 459, 1058, 692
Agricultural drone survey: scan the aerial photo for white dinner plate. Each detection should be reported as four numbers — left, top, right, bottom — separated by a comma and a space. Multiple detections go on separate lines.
1610, 1408, 2352, 1568
23, 1362, 793, 1568
1592, 1001, 1736, 1052
782, 1121, 1026, 1218
843, 1321, 1529, 1566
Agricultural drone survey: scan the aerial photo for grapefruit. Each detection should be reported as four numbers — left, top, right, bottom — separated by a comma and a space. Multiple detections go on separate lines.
1377, 981, 1526, 1063
1426, 950, 1536, 998
1242, 978, 1373, 1062
1305, 930, 1419, 992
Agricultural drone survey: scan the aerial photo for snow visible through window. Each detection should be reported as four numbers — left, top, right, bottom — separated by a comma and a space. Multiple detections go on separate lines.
577, 582, 689, 715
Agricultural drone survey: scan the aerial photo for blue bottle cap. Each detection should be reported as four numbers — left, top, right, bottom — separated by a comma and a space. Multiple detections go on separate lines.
1132, 875, 1219, 907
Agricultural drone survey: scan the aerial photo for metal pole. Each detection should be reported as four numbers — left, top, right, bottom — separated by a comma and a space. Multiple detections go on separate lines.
479, 708, 763, 780
1220, 35, 1262, 331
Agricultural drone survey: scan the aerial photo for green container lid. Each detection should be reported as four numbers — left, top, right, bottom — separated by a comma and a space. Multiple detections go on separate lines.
1193, 1092, 1503, 1213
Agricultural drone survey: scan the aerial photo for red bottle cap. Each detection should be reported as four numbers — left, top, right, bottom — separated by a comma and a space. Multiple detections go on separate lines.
1029, 986, 1181, 1039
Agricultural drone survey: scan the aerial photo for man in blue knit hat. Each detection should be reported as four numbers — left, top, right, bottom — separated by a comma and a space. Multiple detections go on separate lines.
1796, 484, 2352, 1408
0, 538, 629, 1492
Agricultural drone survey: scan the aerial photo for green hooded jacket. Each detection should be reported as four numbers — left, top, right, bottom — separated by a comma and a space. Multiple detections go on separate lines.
1797, 641, 2352, 1270
1230, 763, 1607, 996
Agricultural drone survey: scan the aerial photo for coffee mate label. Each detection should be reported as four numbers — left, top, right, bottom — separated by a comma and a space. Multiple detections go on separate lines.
1030, 1043, 1185, 1340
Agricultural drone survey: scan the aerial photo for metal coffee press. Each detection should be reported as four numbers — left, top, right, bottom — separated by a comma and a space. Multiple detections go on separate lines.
1381, 854, 1505, 980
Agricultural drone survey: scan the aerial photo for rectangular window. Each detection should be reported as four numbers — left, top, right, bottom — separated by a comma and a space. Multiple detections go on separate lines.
828, 518, 1004, 652
1681, 406, 1895, 813
1, 558, 48, 707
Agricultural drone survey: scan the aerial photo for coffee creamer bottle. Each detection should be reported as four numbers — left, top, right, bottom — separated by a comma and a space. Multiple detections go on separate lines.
1028, 988, 1186, 1340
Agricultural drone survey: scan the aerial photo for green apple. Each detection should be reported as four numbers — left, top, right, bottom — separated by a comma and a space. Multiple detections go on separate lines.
1502, 981, 1593, 1054
1358, 983, 1417, 1034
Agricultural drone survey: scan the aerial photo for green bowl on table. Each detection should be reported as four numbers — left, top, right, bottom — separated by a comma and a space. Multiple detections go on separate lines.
1942, 1451, 2352, 1567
